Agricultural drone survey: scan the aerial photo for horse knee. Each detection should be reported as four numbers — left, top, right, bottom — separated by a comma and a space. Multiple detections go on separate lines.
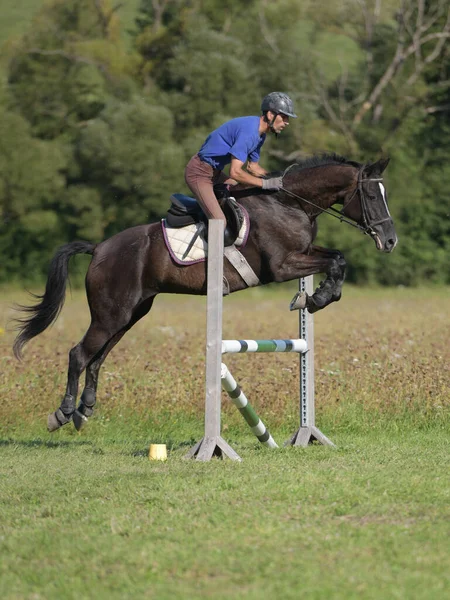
329, 258, 343, 280
336, 255, 347, 280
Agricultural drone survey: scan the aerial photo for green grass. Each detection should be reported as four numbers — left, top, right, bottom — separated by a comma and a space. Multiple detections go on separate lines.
0, 426, 449, 599
0, 285, 449, 598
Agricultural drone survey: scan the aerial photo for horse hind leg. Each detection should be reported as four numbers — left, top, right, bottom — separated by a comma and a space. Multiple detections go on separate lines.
72, 331, 125, 431
73, 296, 156, 431
47, 322, 117, 432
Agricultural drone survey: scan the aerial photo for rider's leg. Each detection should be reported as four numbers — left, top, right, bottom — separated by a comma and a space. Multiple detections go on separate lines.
184, 154, 226, 222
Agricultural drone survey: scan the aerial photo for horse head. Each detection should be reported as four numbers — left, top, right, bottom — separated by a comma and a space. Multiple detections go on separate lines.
342, 157, 398, 253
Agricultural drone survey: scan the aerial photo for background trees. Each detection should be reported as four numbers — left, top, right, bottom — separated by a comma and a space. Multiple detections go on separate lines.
0, 0, 449, 284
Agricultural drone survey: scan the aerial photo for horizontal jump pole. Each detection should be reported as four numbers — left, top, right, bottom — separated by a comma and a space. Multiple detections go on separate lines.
222, 339, 307, 354
221, 363, 278, 449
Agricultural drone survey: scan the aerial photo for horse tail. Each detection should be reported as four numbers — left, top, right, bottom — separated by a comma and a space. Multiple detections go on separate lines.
13, 241, 96, 360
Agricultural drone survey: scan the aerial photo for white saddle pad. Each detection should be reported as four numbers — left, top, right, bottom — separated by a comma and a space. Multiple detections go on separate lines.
161, 207, 250, 265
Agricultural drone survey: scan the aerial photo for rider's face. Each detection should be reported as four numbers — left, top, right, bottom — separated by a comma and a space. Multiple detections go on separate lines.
270, 112, 290, 133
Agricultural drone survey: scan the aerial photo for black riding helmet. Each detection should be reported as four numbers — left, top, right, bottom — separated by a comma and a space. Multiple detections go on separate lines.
261, 92, 297, 119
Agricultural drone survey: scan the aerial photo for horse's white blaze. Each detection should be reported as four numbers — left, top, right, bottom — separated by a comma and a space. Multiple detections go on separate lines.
379, 182, 391, 217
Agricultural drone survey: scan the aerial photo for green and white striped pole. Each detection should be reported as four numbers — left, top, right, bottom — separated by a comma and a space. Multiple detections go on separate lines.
222, 339, 307, 354
221, 363, 278, 449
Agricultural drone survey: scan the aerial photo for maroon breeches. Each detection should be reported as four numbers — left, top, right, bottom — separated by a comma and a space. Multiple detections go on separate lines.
184, 154, 229, 222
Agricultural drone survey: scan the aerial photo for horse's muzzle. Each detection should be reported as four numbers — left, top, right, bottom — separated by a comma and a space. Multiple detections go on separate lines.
384, 236, 398, 252
370, 219, 398, 253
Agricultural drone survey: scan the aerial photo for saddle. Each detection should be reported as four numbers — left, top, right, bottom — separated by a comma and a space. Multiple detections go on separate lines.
162, 187, 260, 289
165, 184, 243, 247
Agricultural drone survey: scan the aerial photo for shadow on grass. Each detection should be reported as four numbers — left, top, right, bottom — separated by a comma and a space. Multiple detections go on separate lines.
0, 438, 94, 448
131, 438, 199, 457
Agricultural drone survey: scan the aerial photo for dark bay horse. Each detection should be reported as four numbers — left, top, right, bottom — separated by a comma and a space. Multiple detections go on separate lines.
13, 153, 397, 432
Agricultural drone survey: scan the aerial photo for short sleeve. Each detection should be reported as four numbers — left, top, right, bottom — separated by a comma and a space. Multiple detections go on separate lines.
229, 133, 253, 163
248, 135, 266, 162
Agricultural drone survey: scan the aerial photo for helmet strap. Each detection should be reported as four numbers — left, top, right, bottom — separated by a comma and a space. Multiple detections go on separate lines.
263, 112, 278, 134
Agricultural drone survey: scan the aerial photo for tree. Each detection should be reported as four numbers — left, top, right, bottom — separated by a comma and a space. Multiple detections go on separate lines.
1, 0, 448, 285
0, 106, 67, 281
306, 0, 450, 155
7, 0, 135, 140
76, 97, 185, 231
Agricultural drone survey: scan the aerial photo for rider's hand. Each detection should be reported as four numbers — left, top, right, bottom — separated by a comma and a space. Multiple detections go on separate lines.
261, 176, 283, 191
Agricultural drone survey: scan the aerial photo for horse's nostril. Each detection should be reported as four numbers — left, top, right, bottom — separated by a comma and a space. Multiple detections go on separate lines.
387, 238, 395, 249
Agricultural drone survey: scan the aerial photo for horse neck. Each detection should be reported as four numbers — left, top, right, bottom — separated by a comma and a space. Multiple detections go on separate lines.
283, 165, 358, 214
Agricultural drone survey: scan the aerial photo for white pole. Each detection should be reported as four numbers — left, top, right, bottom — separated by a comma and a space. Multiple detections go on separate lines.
186, 219, 241, 461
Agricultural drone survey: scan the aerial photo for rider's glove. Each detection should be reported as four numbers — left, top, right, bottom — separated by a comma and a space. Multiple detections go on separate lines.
262, 176, 283, 191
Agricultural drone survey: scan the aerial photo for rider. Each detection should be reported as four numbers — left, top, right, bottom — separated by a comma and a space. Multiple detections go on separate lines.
184, 92, 297, 224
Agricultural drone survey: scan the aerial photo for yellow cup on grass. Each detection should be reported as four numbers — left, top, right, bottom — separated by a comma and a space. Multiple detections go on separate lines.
149, 444, 167, 461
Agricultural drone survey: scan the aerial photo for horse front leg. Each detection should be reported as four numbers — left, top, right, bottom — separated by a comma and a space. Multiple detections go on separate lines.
310, 245, 347, 303
272, 250, 347, 313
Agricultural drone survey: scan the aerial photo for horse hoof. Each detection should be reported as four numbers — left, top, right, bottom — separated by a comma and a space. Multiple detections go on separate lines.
47, 409, 72, 432
307, 303, 321, 314
47, 413, 60, 432
289, 291, 307, 311
304, 295, 322, 314
73, 410, 88, 431
47, 412, 66, 432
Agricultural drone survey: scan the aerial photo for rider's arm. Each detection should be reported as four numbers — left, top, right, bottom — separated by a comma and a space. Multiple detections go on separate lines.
247, 161, 268, 177
229, 157, 264, 187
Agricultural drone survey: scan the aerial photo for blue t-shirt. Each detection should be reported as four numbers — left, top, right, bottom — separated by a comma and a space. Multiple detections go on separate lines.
198, 116, 266, 170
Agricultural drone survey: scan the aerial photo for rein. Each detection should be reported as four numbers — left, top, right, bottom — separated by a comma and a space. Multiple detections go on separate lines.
280, 166, 385, 237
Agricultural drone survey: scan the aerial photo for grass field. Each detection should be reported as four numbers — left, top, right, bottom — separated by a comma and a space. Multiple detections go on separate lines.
0, 283, 449, 599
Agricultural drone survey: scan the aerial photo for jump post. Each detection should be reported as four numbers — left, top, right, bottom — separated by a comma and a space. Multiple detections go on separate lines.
186, 219, 334, 461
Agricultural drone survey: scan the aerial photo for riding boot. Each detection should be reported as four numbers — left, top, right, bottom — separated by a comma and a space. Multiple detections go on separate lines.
224, 226, 237, 247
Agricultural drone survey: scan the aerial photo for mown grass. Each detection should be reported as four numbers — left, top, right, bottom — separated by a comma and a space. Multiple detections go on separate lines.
0, 284, 449, 599
1, 428, 449, 600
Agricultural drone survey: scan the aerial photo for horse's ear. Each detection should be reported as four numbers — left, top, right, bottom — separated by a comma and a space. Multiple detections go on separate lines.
377, 157, 390, 173
365, 157, 390, 177
364, 162, 376, 177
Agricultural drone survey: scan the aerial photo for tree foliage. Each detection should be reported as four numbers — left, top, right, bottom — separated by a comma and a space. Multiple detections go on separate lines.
0, 0, 449, 284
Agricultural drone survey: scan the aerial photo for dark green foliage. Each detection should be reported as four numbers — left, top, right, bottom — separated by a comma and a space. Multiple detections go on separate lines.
0, 0, 449, 285
75, 97, 185, 231
0, 105, 67, 282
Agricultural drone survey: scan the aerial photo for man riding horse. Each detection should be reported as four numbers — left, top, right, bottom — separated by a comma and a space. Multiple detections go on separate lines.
184, 92, 297, 225
13, 91, 397, 433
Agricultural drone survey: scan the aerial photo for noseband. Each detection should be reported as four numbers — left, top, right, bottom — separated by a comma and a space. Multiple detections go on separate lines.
280, 166, 389, 237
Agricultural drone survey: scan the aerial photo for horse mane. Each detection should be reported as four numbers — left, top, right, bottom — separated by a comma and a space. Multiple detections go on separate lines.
267, 153, 361, 177
291, 153, 361, 171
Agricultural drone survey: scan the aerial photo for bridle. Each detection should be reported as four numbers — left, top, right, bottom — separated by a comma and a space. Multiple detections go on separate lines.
280, 165, 390, 238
